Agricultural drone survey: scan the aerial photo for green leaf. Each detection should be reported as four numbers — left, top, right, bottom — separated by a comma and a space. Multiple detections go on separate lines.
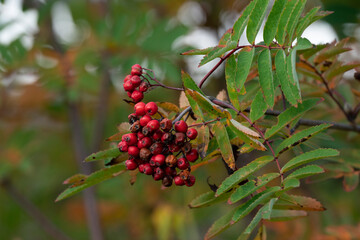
85, 148, 121, 162
263, 0, 286, 45
285, 165, 324, 180
296, 7, 320, 38
214, 121, 236, 170
326, 63, 360, 80
229, 119, 260, 138
189, 190, 232, 208
262, 198, 278, 220
343, 172, 359, 192
285, 0, 306, 44
225, 47, 255, 109
181, 71, 205, 95
56, 163, 126, 202
205, 208, 237, 240
268, 210, 307, 221
246, 0, 270, 44
250, 90, 268, 122
281, 148, 339, 173
274, 194, 326, 211
286, 48, 301, 101
275, 50, 299, 106
237, 207, 265, 240
264, 98, 320, 139
199, 42, 237, 67
232, 186, 281, 223
231, 0, 256, 43
182, 72, 206, 120
258, 49, 275, 108
276, 0, 298, 45
275, 124, 332, 155
295, 38, 313, 50
281, 178, 300, 192
229, 173, 279, 204
216, 155, 274, 197
181, 47, 213, 56
314, 38, 351, 64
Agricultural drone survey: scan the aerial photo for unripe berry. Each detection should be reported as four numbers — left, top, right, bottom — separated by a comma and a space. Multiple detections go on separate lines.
165, 155, 177, 167
152, 130, 163, 141
160, 118, 172, 132
177, 158, 189, 170
150, 142, 163, 155
137, 132, 145, 140
131, 64, 142, 76
118, 141, 128, 152
161, 132, 174, 144
186, 149, 199, 162
169, 143, 181, 153
122, 133, 138, 146
130, 120, 141, 133
142, 126, 151, 136
179, 169, 190, 181
137, 137, 152, 149
186, 128, 198, 140
145, 102, 158, 116
125, 159, 137, 170
165, 166, 177, 177
139, 148, 151, 160
139, 115, 152, 127
175, 132, 186, 145
162, 176, 173, 187
128, 146, 140, 157
153, 154, 165, 166
134, 102, 146, 116
131, 90, 144, 103
128, 113, 138, 124
142, 163, 153, 175
182, 142, 192, 153
147, 120, 160, 132
124, 75, 132, 83
130, 75, 142, 87
139, 81, 149, 92
174, 175, 185, 186
174, 120, 188, 133
185, 175, 196, 187
123, 80, 134, 92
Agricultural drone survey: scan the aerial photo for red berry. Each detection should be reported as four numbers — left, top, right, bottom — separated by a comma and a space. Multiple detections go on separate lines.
138, 164, 145, 173
185, 175, 196, 187
131, 64, 142, 76
118, 141, 128, 152
127, 91, 132, 97
147, 120, 160, 131
182, 142, 192, 153
152, 130, 163, 141
150, 142, 163, 155
130, 75, 142, 87
161, 132, 174, 144
169, 143, 181, 153
145, 102, 158, 116
139, 115, 152, 127
139, 148, 151, 160
131, 90, 144, 103
128, 146, 140, 157
122, 133, 138, 146
175, 132, 186, 145
165, 166, 177, 176
124, 75, 132, 83
153, 167, 165, 181
153, 154, 165, 166
186, 128, 198, 140
128, 113, 138, 124
142, 163, 153, 175
137, 132, 145, 140
134, 102, 146, 116
174, 175, 185, 186
123, 80, 134, 91
174, 120, 188, 133
186, 149, 199, 162
162, 176, 173, 187
125, 159, 138, 170
160, 118, 172, 132
177, 158, 189, 170
139, 81, 149, 92
137, 137, 152, 149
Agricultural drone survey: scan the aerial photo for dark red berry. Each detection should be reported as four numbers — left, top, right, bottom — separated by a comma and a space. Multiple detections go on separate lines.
139, 115, 152, 127
161, 132, 174, 144
175, 132, 186, 145
165, 166, 177, 176
177, 158, 189, 170
128, 146, 140, 157
118, 141, 128, 152
174, 175, 185, 186
153, 154, 165, 166
122, 133, 138, 146
153, 167, 165, 180
142, 163, 153, 175
174, 120, 188, 133
150, 142, 163, 155
125, 159, 137, 170
139, 148, 151, 160
186, 128, 198, 140
128, 113, 138, 124
186, 149, 199, 162
130, 120, 141, 133
162, 176, 173, 187
123, 80, 134, 92
142, 126, 151, 136
138, 164, 145, 173
169, 143, 181, 153
149, 155, 156, 167
137, 137, 152, 149
153, 173, 164, 181
130, 75, 142, 87
131, 90, 144, 103
137, 132, 145, 140
147, 120, 160, 132
185, 175, 196, 187
124, 75, 132, 83
139, 81, 149, 92
131, 64, 142, 76
182, 142, 192, 153
134, 102, 146, 116
127, 91, 132, 97
152, 130, 163, 141
145, 102, 158, 116
160, 118, 172, 132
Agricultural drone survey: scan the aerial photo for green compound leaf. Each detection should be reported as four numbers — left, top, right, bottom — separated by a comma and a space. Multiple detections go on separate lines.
264, 98, 321, 139
285, 165, 324, 181
85, 148, 122, 162
199, 42, 237, 67
237, 206, 267, 240
258, 49, 275, 108
287, 48, 302, 102
246, 0, 270, 44
295, 7, 320, 38
216, 155, 274, 197
214, 121, 236, 170
181, 70, 204, 95
281, 148, 339, 173
181, 47, 213, 56
231, 0, 256, 43
189, 190, 232, 208
250, 90, 268, 122
275, 124, 332, 155
205, 207, 239, 240
263, 0, 286, 45
229, 172, 279, 204
274, 194, 326, 211
268, 210, 307, 221
225, 47, 255, 110
276, 0, 298, 45
285, 0, 306, 44
56, 163, 126, 202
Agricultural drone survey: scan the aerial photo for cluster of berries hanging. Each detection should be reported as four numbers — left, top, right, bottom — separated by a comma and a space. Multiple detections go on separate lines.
123, 64, 149, 103
119, 65, 199, 187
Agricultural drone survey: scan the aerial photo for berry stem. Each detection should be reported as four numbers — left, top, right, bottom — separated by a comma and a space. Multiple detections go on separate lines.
143, 68, 184, 91
188, 118, 221, 127
172, 106, 192, 124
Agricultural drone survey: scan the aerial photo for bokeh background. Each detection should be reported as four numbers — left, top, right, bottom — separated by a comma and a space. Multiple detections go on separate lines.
0, 0, 360, 239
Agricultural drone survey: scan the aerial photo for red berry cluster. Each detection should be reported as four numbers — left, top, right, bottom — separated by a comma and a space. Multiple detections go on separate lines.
119, 101, 199, 187
123, 64, 149, 103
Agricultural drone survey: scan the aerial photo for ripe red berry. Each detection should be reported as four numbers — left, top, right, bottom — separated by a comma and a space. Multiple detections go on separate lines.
128, 146, 140, 157
169, 143, 181, 153
175, 132, 186, 145
153, 167, 165, 179
185, 175, 196, 187
138, 164, 145, 173
122, 133, 138, 146
174, 175, 185, 186
127, 91, 132, 98
125, 159, 137, 170
150, 142, 163, 155
124, 75, 132, 83
152, 130, 163, 141
131, 90, 144, 103
177, 158, 189, 170
145, 102, 158, 116
137, 132, 145, 140
131, 64, 142, 76
153, 154, 165, 166
153, 172, 164, 181
123, 80, 134, 91
162, 176, 173, 187
174, 120, 188, 133
139, 81, 149, 92
134, 102, 146, 116
130, 75, 142, 87
161, 132, 174, 144
137, 137, 152, 149
118, 141, 128, 152
139, 115, 152, 127
186, 128, 198, 140
147, 120, 160, 131
186, 149, 199, 162
160, 118, 172, 132
165, 166, 177, 177
142, 163, 153, 175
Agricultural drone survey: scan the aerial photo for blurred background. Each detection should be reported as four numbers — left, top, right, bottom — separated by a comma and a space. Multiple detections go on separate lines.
0, 0, 359, 239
